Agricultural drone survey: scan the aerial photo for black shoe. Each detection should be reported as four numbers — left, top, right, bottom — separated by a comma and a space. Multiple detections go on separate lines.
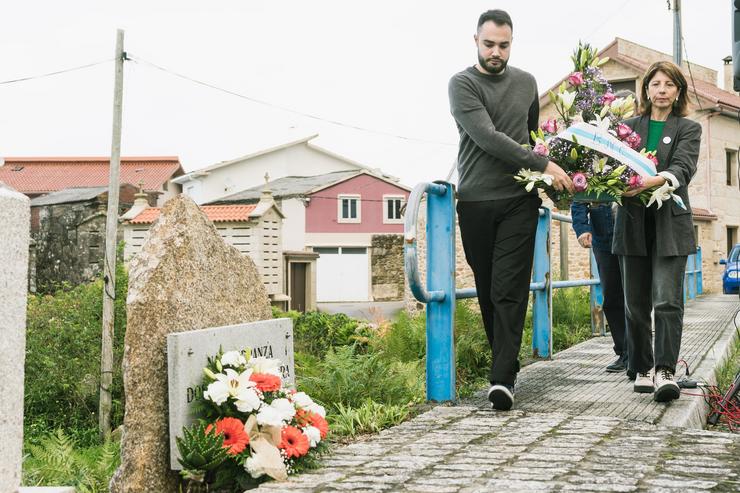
626, 369, 636, 380
487, 383, 515, 411
606, 356, 626, 373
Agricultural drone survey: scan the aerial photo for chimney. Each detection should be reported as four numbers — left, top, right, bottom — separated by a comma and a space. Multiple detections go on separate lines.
120, 181, 151, 221
723, 55, 734, 92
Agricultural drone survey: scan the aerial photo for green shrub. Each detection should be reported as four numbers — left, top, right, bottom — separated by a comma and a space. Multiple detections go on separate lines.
330, 399, 412, 437
295, 345, 423, 412
22, 430, 119, 492
24, 261, 128, 446
280, 310, 374, 357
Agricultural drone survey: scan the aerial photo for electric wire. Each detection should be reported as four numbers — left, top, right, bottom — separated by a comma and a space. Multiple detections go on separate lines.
127, 54, 457, 148
0, 59, 113, 85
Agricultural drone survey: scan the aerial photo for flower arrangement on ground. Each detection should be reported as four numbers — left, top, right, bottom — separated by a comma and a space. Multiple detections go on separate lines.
176, 348, 329, 492
515, 42, 679, 209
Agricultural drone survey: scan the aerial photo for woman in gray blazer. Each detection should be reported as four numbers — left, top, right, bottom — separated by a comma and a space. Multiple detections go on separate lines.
612, 60, 701, 403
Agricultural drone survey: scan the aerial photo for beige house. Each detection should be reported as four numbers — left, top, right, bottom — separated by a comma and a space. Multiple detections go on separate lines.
540, 38, 740, 293
121, 190, 294, 306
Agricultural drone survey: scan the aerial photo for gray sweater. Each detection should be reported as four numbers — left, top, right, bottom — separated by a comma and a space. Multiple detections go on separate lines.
449, 66, 548, 201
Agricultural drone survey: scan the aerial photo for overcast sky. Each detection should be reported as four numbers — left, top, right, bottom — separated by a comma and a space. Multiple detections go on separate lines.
0, 1, 734, 187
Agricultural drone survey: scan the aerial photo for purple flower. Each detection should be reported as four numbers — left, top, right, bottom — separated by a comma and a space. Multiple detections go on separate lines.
541, 118, 558, 134
572, 172, 588, 192
533, 142, 549, 156
628, 175, 644, 189
567, 72, 584, 86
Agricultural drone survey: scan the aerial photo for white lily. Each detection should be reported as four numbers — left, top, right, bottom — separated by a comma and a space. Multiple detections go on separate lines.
587, 114, 611, 133
220, 350, 247, 368
234, 387, 262, 413
292, 391, 315, 409
249, 357, 282, 377
202, 368, 256, 405
559, 90, 576, 111
515, 169, 554, 192
307, 402, 326, 418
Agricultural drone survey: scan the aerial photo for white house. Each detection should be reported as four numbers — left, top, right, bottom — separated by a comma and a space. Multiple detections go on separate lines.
172, 134, 396, 205
209, 170, 410, 303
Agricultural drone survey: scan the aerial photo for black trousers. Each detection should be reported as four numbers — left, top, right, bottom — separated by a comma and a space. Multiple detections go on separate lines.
457, 195, 541, 386
593, 248, 627, 358
619, 241, 687, 374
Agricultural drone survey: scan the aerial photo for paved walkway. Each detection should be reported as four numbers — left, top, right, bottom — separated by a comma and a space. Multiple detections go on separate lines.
259, 294, 740, 492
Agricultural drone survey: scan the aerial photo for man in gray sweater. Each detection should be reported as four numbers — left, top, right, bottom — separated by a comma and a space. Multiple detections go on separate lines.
449, 9, 573, 411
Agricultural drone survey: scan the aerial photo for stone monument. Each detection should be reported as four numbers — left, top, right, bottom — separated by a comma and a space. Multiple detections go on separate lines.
110, 195, 272, 493
0, 183, 30, 493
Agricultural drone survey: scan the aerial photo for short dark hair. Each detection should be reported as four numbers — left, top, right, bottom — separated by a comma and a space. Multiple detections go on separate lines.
640, 61, 690, 117
477, 10, 513, 32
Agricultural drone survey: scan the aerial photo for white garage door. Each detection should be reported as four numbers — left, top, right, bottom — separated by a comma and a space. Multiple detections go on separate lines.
315, 247, 370, 302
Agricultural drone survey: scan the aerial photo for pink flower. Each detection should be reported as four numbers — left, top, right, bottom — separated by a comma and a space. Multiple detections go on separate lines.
572, 172, 588, 192
616, 123, 632, 139
644, 151, 658, 165
567, 72, 584, 86
533, 142, 549, 156
626, 132, 641, 149
541, 118, 558, 134
628, 175, 644, 189
601, 92, 616, 104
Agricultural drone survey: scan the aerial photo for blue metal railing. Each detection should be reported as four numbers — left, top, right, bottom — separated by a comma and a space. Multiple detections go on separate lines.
405, 181, 703, 402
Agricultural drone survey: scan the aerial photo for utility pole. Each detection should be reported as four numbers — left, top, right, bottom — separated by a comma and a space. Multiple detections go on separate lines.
99, 29, 125, 439
672, 0, 682, 66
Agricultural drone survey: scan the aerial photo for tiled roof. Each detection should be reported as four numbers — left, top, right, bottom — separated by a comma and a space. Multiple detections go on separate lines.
0, 157, 183, 194
691, 207, 718, 220
128, 204, 258, 224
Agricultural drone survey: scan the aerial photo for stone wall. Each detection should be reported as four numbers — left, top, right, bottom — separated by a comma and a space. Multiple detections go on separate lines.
33, 199, 132, 292
371, 234, 405, 301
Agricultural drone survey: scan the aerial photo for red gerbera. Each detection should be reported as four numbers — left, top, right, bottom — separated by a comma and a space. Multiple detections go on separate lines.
206, 417, 249, 455
308, 412, 329, 439
279, 425, 310, 458
250, 372, 282, 392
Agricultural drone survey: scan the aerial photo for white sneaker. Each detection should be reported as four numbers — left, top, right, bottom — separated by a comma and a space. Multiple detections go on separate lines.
634, 368, 654, 393
653, 367, 680, 402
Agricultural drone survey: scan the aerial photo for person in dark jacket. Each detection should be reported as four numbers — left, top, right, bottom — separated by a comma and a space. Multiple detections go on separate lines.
613, 60, 701, 402
571, 202, 627, 372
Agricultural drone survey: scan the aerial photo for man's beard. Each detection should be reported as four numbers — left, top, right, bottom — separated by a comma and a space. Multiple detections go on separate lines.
478, 53, 507, 74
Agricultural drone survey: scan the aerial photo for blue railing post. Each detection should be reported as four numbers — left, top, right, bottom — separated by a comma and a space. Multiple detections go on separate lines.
532, 208, 552, 358
589, 251, 606, 336
425, 182, 456, 401
696, 246, 703, 295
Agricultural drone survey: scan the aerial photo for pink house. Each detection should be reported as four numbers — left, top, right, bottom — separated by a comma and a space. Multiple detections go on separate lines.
212, 170, 410, 303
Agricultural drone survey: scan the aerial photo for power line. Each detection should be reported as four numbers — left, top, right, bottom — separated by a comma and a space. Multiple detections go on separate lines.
681, 35, 704, 111
0, 59, 113, 85
127, 54, 457, 147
